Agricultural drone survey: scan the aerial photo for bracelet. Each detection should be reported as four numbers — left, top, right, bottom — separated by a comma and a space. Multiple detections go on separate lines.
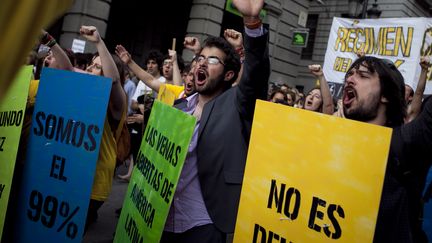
243, 16, 262, 29
41, 33, 53, 44
235, 46, 245, 57
46, 39, 57, 48
41, 32, 57, 47
235, 46, 245, 63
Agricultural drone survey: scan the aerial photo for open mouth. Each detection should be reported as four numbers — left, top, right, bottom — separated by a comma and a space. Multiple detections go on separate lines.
195, 69, 207, 86
304, 97, 313, 108
343, 87, 356, 106
185, 82, 193, 92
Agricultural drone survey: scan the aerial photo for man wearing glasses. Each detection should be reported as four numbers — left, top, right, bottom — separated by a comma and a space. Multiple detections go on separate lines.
161, 0, 269, 242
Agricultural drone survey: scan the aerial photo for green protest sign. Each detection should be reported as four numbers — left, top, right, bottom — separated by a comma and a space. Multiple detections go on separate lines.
114, 100, 196, 243
0, 66, 32, 239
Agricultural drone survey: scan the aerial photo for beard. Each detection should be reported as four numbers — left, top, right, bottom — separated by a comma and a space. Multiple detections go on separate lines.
196, 72, 226, 96
343, 92, 381, 122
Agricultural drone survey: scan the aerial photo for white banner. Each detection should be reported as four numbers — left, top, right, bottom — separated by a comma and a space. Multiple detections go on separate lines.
324, 17, 432, 96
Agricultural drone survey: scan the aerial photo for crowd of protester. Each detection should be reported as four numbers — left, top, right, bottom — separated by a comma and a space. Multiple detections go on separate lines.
2, 0, 432, 242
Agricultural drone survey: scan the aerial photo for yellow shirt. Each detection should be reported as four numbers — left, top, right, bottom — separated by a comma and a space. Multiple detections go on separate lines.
165, 84, 184, 98
90, 117, 117, 201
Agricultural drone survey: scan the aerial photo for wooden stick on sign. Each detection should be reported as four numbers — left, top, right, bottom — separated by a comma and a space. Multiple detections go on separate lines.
172, 38, 176, 51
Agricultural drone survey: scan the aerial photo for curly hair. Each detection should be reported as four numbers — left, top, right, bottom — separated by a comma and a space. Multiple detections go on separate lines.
145, 50, 164, 74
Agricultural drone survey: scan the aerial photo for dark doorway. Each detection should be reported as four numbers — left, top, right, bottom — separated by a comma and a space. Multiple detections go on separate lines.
220, 11, 243, 36
105, 0, 193, 67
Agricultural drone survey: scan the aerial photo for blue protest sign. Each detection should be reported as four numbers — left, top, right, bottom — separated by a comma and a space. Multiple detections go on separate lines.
14, 68, 111, 242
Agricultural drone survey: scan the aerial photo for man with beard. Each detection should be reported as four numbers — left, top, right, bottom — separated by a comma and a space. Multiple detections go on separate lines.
160, 0, 269, 242
342, 56, 432, 242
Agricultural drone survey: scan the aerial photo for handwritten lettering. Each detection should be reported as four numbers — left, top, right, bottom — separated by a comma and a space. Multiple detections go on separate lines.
334, 26, 413, 57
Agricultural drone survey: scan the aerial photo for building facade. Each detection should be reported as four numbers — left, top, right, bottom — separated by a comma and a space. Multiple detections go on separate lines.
53, 0, 432, 94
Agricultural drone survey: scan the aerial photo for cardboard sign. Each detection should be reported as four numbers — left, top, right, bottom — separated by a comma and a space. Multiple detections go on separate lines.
114, 100, 196, 243
71, 39, 86, 54
234, 100, 392, 243
0, 66, 32, 239
14, 68, 111, 242
323, 17, 432, 97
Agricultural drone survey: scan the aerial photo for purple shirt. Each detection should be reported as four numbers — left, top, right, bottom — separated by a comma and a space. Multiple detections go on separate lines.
164, 93, 213, 232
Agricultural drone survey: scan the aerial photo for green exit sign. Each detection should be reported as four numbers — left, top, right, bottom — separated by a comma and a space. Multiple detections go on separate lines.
292, 31, 309, 47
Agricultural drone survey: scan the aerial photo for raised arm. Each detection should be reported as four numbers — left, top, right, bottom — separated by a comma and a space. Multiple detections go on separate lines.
309, 64, 334, 115
80, 26, 125, 121
115, 44, 163, 92
41, 30, 74, 71
233, 0, 269, 119
169, 49, 182, 86
224, 29, 244, 86
183, 37, 202, 56
407, 57, 431, 122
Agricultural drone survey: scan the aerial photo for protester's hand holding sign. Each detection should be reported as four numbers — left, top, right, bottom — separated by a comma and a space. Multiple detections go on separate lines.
168, 49, 183, 86
168, 49, 177, 63
183, 37, 201, 55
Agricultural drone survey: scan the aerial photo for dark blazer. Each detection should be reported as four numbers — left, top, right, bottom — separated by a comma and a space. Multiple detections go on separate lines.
194, 30, 270, 233
374, 96, 432, 242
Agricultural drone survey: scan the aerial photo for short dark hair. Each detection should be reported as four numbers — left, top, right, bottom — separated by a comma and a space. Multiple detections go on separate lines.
269, 89, 287, 102
345, 56, 406, 127
145, 50, 164, 73
202, 36, 241, 87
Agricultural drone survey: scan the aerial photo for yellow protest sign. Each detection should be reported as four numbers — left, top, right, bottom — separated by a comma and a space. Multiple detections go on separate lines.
157, 84, 176, 106
234, 100, 392, 243
0, 0, 72, 100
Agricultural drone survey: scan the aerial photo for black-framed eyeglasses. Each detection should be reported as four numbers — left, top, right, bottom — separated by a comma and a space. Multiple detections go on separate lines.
196, 55, 225, 66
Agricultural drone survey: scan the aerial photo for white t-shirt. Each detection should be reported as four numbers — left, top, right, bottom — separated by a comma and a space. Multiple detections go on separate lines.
131, 76, 166, 101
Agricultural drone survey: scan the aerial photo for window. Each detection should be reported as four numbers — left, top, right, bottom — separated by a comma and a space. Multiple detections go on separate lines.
301, 14, 319, 60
